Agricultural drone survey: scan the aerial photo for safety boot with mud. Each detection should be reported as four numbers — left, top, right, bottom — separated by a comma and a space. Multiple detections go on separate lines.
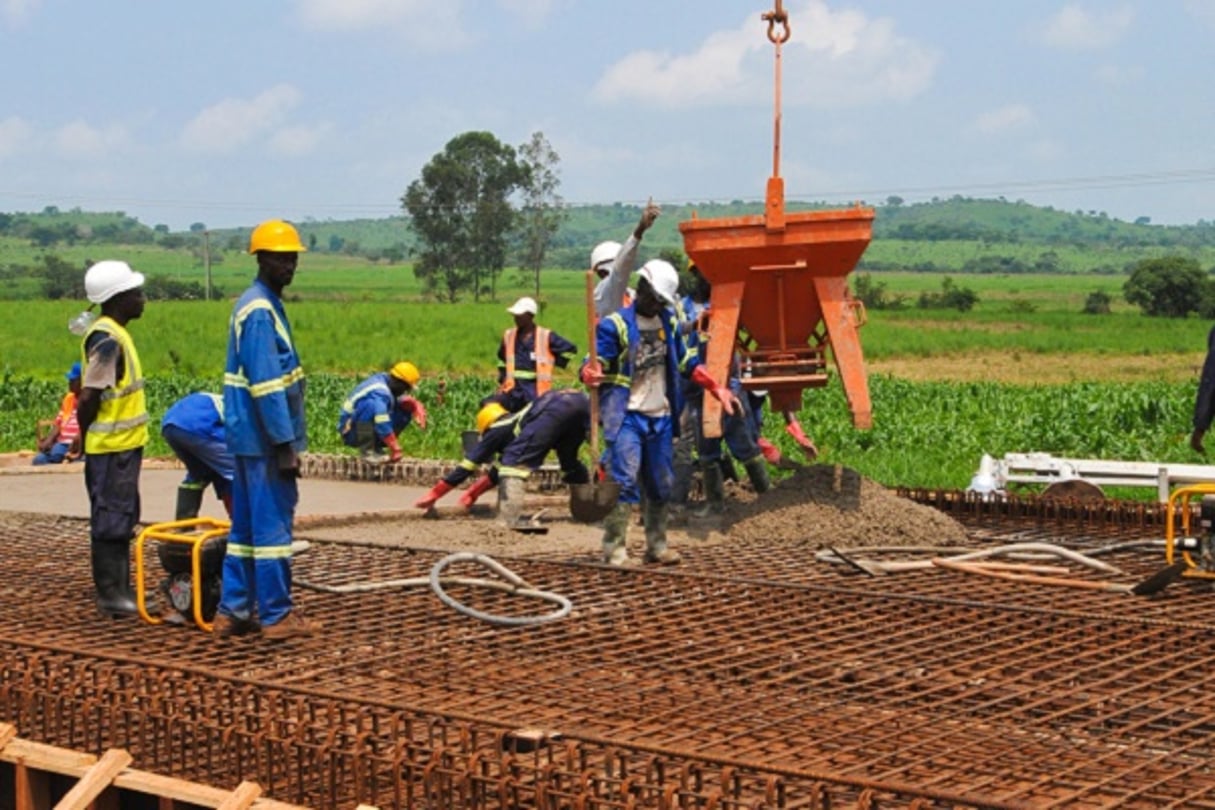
498, 476, 527, 527
601, 502, 636, 566
643, 500, 681, 565
212, 613, 258, 638
261, 611, 321, 642
692, 461, 725, 518
743, 455, 772, 494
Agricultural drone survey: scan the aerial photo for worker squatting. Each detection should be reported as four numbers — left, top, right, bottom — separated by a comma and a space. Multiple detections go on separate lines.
71, 206, 812, 640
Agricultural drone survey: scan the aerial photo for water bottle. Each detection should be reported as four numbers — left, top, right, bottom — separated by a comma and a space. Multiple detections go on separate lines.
68, 310, 96, 336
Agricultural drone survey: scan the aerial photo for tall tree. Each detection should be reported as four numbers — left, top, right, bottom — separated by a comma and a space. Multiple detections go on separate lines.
515, 131, 566, 298
403, 131, 526, 302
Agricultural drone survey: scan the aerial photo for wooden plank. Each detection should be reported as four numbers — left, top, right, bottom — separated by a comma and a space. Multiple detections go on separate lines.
0, 722, 16, 749
53, 748, 132, 810
216, 781, 262, 810
15, 762, 51, 810
0, 738, 98, 773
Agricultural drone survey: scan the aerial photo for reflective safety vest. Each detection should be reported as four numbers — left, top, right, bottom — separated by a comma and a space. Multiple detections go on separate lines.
503, 326, 554, 395
81, 316, 148, 454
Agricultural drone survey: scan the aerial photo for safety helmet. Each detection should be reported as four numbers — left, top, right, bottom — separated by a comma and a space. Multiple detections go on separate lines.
84, 260, 145, 305
590, 240, 622, 273
389, 361, 420, 387
638, 259, 679, 306
475, 402, 508, 434
248, 219, 306, 254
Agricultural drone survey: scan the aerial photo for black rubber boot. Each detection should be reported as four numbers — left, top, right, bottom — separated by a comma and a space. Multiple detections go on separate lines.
175, 485, 205, 520
743, 456, 772, 494
693, 461, 725, 517
91, 539, 138, 618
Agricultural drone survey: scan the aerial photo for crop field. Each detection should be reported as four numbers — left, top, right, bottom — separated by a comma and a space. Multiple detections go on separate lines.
3, 267, 1210, 494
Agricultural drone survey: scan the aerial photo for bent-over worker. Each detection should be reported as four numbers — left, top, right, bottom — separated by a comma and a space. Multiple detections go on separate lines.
337, 362, 427, 462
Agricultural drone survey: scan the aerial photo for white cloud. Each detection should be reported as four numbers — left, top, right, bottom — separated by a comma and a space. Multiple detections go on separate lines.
592, 1, 938, 109
295, 0, 468, 49
180, 84, 302, 154
0, 116, 33, 158
972, 104, 1036, 135
1, 0, 40, 25
269, 123, 332, 157
54, 120, 129, 159
1041, 4, 1133, 49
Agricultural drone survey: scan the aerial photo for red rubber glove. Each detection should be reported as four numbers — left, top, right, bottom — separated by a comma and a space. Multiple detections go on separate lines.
690, 365, 738, 416
399, 396, 428, 430
414, 480, 453, 510
756, 437, 782, 465
383, 432, 403, 463
458, 474, 496, 509
785, 419, 818, 460
580, 360, 603, 387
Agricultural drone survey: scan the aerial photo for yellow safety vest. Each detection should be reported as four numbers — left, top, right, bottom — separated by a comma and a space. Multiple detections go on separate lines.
503, 326, 554, 395
82, 316, 148, 454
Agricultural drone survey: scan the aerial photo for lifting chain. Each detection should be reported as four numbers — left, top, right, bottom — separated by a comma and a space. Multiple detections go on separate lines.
762, 0, 791, 44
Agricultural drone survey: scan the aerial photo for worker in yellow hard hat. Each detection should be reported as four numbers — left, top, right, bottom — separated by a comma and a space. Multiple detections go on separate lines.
337, 361, 427, 463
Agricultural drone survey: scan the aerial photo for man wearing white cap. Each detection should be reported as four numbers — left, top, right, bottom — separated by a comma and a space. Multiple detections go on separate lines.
496, 296, 577, 412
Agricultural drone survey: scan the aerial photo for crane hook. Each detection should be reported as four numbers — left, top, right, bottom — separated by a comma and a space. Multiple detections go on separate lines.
763, 0, 791, 44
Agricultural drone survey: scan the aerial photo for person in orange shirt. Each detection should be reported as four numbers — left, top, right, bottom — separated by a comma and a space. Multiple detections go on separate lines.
33, 362, 83, 465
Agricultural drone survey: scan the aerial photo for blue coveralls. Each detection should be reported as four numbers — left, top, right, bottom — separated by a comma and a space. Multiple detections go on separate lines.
442, 389, 590, 488
161, 392, 233, 503
595, 305, 697, 505
336, 372, 414, 450
219, 279, 307, 627
679, 294, 761, 465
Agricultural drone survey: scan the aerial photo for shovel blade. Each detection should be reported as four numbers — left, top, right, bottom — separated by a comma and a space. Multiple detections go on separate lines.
1131, 561, 1188, 597
569, 481, 620, 523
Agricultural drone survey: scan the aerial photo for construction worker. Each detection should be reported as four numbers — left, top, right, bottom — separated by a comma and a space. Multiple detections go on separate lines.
496, 298, 576, 413
679, 264, 771, 515
591, 199, 661, 320
76, 259, 148, 618
337, 362, 427, 462
215, 219, 317, 641
33, 362, 83, 465
414, 389, 591, 525
1192, 322, 1215, 453
161, 392, 233, 519
580, 259, 739, 566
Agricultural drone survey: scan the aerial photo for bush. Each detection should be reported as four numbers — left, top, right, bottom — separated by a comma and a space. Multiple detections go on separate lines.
1083, 290, 1112, 315
917, 277, 978, 311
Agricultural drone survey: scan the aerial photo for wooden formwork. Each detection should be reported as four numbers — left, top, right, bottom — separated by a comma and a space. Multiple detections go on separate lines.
0, 722, 351, 810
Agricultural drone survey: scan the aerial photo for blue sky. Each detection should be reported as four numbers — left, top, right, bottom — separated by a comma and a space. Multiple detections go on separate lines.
0, 0, 1212, 230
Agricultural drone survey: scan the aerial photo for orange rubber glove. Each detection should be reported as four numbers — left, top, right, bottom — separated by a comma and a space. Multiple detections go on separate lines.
690, 366, 738, 416
580, 360, 603, 387
383, 432, 403, 463
756, 437, 782, 465
785, 419, 818, 459
399, 396, 428, 430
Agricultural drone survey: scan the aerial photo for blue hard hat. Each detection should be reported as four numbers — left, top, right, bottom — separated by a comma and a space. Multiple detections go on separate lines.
65, 362, 81, 380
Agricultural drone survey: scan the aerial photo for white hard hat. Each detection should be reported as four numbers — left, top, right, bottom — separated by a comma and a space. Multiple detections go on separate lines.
590, 241, 622, 272
638, 259, 679, 306
84, 260, 145, 305
507, 296, 538, 316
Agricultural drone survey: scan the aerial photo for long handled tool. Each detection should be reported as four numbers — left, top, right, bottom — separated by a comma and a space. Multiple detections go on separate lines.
569, 270, 621, 522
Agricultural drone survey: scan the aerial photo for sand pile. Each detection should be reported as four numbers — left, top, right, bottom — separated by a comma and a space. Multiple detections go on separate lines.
722, 464, 970, 548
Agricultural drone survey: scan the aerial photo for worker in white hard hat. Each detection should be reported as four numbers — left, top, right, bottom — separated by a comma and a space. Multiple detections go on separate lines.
337, 361, 427, 463
76, 259, 148, 619
591, 198, 661, 320
215, 219, 317, 642
496, 296, 576, 413
580, 259, 740, 567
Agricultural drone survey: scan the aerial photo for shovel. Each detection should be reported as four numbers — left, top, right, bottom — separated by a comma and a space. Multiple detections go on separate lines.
570, 270, 621, 523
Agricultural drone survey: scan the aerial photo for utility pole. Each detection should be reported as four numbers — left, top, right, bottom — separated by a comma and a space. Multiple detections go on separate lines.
203, 230, 212, 301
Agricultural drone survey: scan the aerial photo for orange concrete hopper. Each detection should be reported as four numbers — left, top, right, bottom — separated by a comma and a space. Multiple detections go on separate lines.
681, 186, 874, 435
678, 2, 875, 439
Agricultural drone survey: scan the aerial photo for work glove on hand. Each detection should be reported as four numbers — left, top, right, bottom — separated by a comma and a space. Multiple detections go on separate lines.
458, 474, 496, 509
580, 360, 604, 388
756, 437, 783, 465
785, 419, 818, 460
399, 395, 428, 430
383, 432, 403, 463
690, 366, 738, 416
414, 480, 453, 510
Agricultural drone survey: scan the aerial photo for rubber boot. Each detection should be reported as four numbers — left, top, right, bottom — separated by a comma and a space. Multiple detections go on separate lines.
601, 502, 634, 566
643, 500, 680, 565
743, 456, 772, 494
693, 461, 725, 517
91, 540, 138, 618
175, 485, 205, 520
497, 476, 527, 527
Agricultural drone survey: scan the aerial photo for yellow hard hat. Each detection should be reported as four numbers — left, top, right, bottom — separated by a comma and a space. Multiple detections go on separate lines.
389, 361, 420, 387
248, 219, 306, 254
476, 402, 508, 434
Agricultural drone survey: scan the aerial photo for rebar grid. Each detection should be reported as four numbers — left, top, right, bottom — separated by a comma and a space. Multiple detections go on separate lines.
3, 501, 1215, 809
